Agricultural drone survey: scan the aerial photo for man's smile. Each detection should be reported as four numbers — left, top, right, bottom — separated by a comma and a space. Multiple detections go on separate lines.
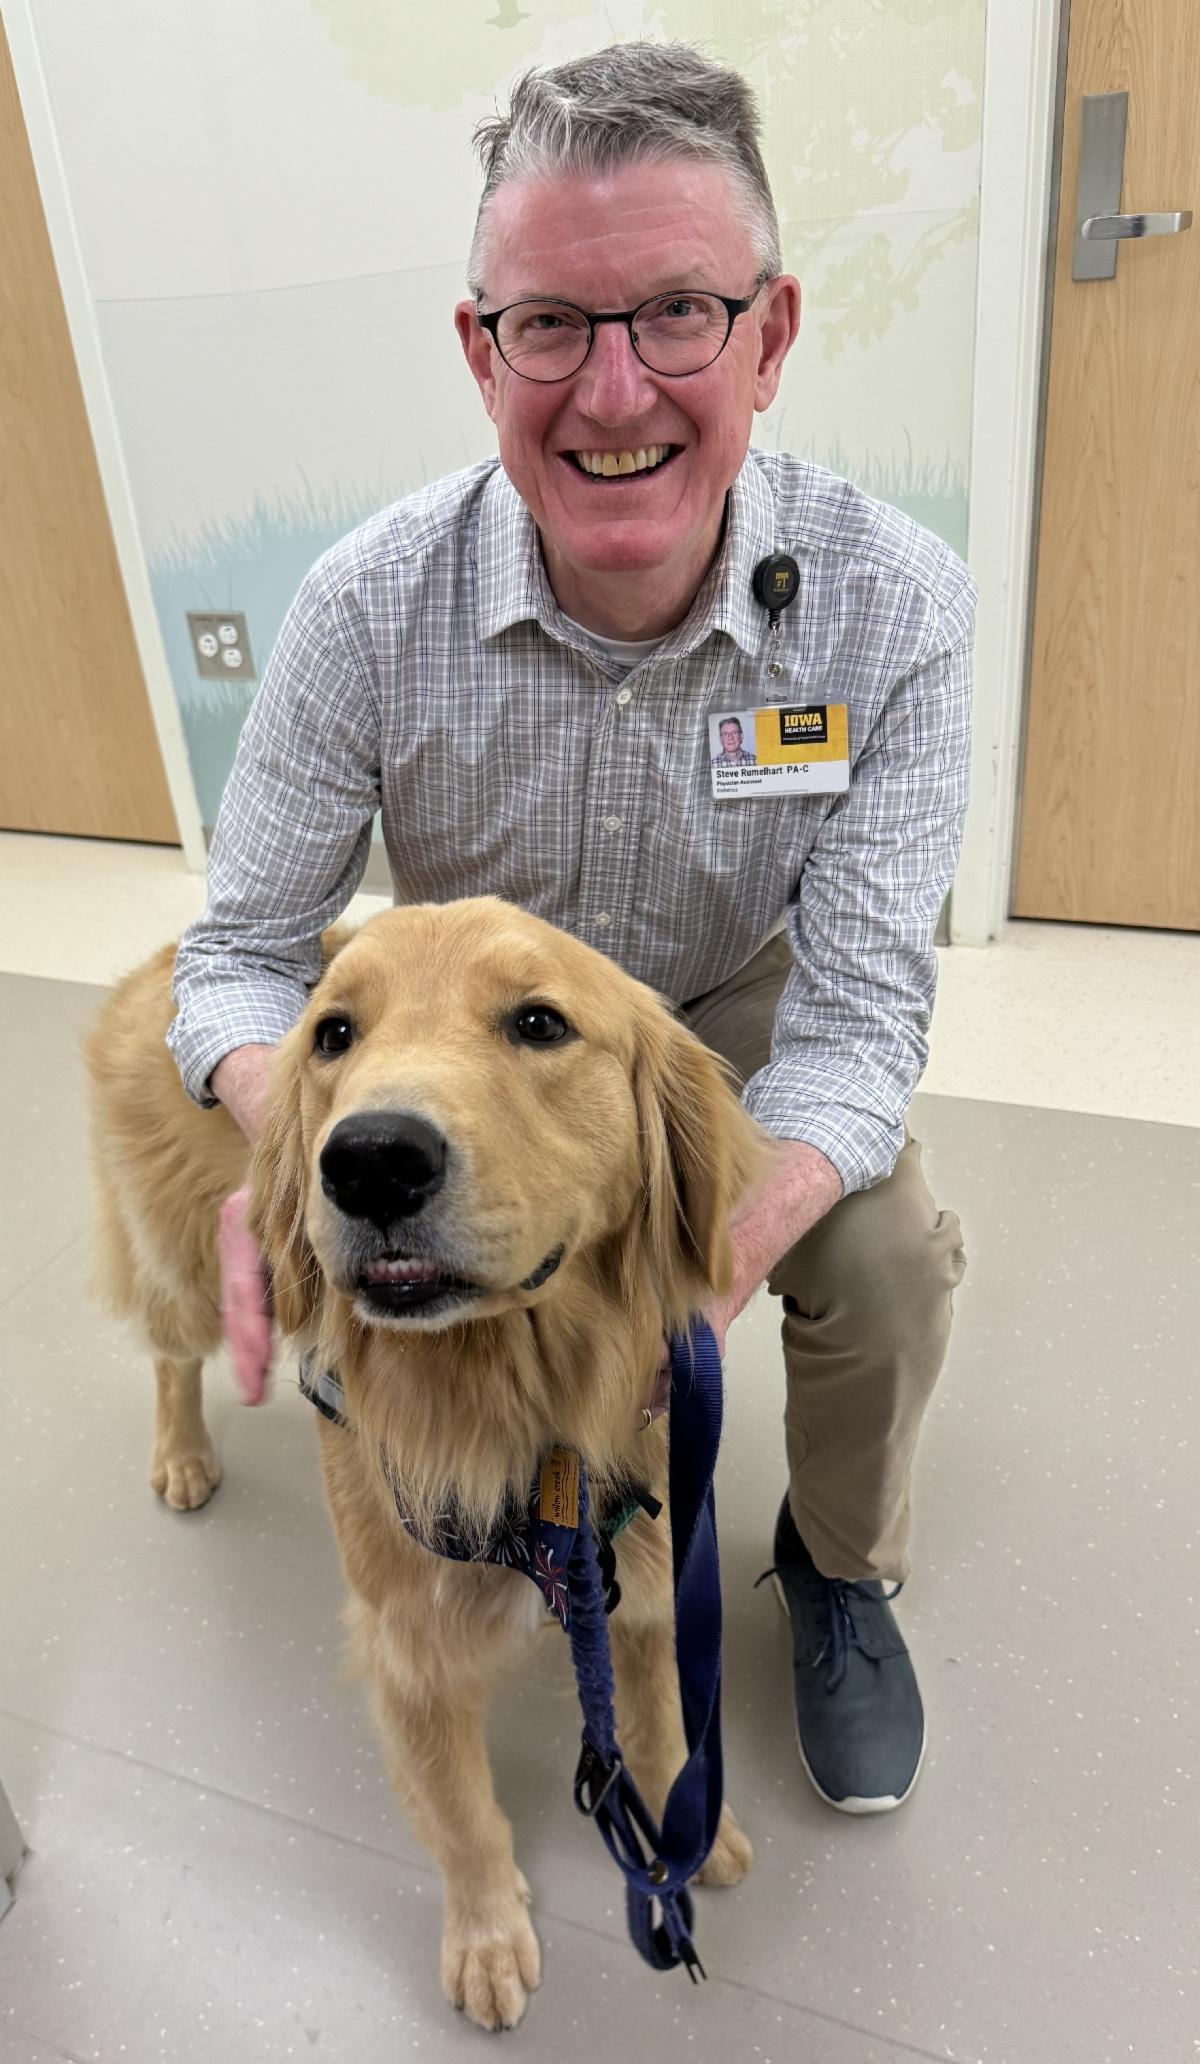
563, 443, 683, 481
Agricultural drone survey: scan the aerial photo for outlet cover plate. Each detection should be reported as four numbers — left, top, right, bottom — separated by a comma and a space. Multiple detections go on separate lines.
187, 610, 256, 681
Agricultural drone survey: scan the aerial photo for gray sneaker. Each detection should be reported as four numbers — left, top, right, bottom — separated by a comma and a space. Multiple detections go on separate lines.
761, 1496, 926, 1814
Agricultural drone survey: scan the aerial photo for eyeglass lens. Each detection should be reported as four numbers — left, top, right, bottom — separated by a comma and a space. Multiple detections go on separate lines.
495, 294, 733, 379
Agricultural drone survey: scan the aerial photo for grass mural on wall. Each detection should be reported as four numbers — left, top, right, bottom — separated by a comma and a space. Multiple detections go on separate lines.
148, 444, 966, 832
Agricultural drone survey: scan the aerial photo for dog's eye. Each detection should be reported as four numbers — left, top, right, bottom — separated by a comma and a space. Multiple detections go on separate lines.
511, 1005, 570, 1045
314, 1016, 355, 1057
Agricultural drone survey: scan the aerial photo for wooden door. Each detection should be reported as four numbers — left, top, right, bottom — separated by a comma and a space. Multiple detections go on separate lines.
1014, 0, 1199, 929
0, 15, 178, 843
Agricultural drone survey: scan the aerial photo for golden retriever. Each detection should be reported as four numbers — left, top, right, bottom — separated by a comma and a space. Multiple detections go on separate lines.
85, 896, 766, 2029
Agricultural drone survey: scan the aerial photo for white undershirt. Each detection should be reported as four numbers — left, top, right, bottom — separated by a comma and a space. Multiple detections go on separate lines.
560, 611, 669, 672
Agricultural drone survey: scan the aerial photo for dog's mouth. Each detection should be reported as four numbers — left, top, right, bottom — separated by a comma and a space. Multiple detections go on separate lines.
353, 1242, 566, 1319
356, 1253, 483, 1315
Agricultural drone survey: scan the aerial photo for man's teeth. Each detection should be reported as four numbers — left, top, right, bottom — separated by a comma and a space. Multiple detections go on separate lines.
361, 1256, 443, 1284
574, 444, 672, 477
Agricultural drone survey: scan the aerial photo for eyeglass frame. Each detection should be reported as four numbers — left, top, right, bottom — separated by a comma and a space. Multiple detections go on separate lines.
474, 275, 774, 383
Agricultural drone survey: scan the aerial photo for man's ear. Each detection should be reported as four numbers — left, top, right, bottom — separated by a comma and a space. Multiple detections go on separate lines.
753, 273, 802, 413
630, 1000, 765, 1324
455, 298, 498, 421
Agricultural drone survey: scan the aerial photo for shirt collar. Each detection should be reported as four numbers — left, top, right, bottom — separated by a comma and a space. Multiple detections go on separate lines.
476, 464, 562, 641
685, 453, 777, 660
476, 452, 780, 662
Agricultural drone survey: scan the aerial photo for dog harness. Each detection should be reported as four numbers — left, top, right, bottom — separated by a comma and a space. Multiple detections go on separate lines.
299, 1322, 727, 1983
298, 1357, 660, 1623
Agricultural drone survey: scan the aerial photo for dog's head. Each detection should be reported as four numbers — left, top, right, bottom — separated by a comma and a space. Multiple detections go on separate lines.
249, 898, 764, 1345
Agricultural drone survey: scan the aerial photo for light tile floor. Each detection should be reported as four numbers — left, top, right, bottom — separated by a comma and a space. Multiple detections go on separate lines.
1, 835, 1198, 2064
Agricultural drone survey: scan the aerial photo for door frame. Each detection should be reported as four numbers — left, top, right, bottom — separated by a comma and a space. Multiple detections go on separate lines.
2, 0, 205, 871
952, 0, 1066, 945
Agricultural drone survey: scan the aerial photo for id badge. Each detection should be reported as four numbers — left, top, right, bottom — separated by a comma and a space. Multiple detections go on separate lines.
708, 704, 850, 800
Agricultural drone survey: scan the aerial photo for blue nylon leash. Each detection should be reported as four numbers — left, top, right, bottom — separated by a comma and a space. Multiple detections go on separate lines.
298, 1317, 725, 1981
567, 1319, 725, 1980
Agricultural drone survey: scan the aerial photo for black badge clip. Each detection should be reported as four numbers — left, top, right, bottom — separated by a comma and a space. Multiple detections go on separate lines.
751, 553, 800, 678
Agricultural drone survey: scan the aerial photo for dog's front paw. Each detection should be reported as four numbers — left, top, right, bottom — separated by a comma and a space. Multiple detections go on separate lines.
150, 1441, 222, 1511
442, 1872, 541, 2031
696, 1802, 753, 1887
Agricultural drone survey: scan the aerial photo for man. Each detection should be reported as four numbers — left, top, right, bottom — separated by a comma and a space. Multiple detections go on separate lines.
170, 41, 971, 1816
712, 716, 756, 766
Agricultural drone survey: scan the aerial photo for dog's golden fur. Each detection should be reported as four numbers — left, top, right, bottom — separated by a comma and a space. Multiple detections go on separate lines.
86, 897, 766, 2028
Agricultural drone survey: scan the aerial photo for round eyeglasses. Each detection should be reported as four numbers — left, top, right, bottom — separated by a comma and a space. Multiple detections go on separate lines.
476, 287, 767, 382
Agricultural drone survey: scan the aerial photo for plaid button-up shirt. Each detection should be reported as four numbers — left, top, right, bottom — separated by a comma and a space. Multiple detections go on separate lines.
168, 451, 975, 1195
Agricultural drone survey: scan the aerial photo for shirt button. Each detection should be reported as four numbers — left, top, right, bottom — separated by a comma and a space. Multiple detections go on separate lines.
602, 815, 622, 832
594, 912, 612, 929
615, 688, 633, 707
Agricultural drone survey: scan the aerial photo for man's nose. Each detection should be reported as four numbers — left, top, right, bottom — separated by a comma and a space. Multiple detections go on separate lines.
571, 320, 658, 425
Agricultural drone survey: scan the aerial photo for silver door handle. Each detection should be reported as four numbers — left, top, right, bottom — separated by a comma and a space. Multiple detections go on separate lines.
1081, 210, 1193, 240
1071, 92, 1193, 280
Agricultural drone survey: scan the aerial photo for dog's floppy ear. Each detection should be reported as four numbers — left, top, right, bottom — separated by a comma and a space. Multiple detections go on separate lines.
246, 925, 357, 1335
630, 1000, 764, 1322
247, 1021, 319, 1339
318, 921, 355, 970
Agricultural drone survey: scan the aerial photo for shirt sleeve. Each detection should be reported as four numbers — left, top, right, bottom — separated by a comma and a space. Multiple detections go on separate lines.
166, 568, 383, 1106
741, 569, 976, 1194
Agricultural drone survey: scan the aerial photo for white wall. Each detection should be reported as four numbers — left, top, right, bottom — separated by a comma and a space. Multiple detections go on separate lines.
21, 0, 986, 826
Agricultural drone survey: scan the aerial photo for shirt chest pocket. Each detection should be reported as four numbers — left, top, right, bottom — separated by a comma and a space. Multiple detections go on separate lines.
389, 726, 575, 876
700, 786, 835, 888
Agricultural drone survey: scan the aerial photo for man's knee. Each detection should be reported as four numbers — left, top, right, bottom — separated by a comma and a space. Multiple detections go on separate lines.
770, 1154, 966, 1332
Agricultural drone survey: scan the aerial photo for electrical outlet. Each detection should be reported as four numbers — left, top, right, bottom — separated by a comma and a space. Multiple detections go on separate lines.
187, 610, 256, 681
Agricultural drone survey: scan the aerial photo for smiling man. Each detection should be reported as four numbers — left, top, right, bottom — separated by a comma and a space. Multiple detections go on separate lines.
169, 42, 974, 1818
454, 150, 791, 638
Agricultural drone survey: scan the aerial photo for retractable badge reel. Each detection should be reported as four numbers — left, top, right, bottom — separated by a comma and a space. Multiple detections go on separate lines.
751, 553, 800, 679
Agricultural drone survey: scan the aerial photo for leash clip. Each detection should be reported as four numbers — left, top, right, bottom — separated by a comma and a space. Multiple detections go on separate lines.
680, 1939, 707, 1985
574, 1740, 623, 1818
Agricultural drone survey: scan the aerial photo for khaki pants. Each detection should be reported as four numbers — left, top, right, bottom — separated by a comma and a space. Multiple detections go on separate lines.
679, 934, 966, 1586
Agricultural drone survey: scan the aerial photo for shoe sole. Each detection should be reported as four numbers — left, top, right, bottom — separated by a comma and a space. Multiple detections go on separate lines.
770, 1574, 926, 1816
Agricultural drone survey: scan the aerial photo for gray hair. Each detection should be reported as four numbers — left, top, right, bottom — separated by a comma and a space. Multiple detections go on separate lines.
467, 41, 782, 299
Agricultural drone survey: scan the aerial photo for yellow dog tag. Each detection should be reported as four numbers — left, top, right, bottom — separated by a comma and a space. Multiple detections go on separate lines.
539, 1447, 580, 1529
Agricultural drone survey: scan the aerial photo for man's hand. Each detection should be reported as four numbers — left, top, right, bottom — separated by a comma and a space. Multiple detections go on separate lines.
656, 1140, 844, 1387
705, 1138, 843, 1350
218, 1186, 274, 1405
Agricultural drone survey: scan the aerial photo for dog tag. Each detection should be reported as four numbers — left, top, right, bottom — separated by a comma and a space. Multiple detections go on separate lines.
539, 1447, 580, 1529
708, 703, 850, 800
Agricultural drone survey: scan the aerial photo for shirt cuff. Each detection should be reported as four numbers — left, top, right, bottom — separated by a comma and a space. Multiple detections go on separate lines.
741, 1066, 906, 1197
165, 984, 309, 1108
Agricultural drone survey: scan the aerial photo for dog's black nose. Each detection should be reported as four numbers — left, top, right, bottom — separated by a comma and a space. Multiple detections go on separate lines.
319, 1113, 447, 1224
